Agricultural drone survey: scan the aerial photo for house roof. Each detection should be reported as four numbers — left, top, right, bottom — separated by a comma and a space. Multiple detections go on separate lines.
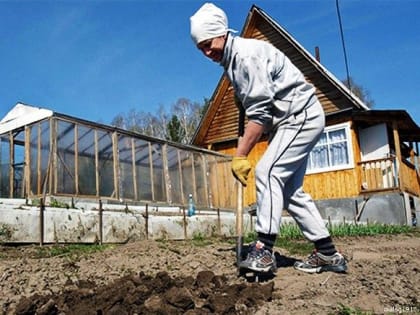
192, 5, 369, 147
353, 110, 420, 142
327, 108, 420, 143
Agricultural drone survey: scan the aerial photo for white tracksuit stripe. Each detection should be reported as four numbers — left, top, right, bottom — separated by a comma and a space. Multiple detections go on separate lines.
255, 101, 330, 241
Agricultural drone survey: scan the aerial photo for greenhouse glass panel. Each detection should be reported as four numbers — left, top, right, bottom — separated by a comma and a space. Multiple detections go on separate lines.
166, 145, 182, 205
0, 135, 10, 197
193, 153, 207, 207
97, 130, 114, 197
38, 121, 50, 195
56, 120, 76, 194
29, 124, 38, 195
12, 130, 25, 198
179, 150, 194, 204
118, 135, 134, 200
134, 139, 152, 201
77, 125, 96, 195
26, 120, 49, 196
205, 155, 217, 208
150, 143, 166, 202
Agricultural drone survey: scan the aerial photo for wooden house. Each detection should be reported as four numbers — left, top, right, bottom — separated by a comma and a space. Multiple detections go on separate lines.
192, 5, 420, 225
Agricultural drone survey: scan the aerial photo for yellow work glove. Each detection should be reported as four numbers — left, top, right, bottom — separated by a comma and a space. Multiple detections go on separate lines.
231, 156, 251, 186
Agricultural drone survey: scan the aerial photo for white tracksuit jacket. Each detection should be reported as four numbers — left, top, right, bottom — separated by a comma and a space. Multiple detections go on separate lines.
220, 33, 330, 241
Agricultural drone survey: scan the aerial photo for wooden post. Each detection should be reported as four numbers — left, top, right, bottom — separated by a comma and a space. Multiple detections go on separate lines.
191, 153, 197, 201
148, 143, 155, 201
51, 118, 57, 195
177, 150, 185, 205
201, 154, 209, 210
162, 144, 171, 204
37, 124, 42, 195
94, 130, 99, 197
9, 131, 14, 198
144, 204, 149, 240
212, 156, 221, 209
392, 121, 403, 189
74, 124, 79, 195
112, 132, 119, 199
182, 206, 187, 239
24, 126, 31, 199
217, 208, 221, 235
131, 138, 138, 201
98, 199, 103, 245
39, 198, 45, 246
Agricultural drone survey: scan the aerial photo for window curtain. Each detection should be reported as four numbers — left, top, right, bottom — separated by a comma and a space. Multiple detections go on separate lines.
308, 128, 349, 171
329, 129, 349, 166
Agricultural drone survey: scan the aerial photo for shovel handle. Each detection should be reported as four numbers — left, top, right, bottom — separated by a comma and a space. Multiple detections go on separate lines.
236, 180, 244, 266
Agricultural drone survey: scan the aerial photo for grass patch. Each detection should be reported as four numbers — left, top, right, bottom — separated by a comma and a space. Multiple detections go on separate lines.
328, 222, 413, 237
275, 238, 313, 255
335, 303, 373, 315
0, 224, 14, 240
278, 221, 415, 240
191, 231, 213, 246
242, 222, 417, 255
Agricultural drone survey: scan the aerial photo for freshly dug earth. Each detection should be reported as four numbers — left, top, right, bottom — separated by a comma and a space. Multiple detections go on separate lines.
1, 233, 419, 315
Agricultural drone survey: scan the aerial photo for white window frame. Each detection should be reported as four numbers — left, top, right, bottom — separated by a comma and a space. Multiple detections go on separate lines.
306, 122, 354, 175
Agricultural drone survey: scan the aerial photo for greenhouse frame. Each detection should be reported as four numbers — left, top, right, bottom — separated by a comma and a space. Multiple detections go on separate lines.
0, 103, 237, 211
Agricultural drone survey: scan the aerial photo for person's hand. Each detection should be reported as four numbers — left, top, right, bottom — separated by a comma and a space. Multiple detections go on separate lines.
231, 157, 251, 186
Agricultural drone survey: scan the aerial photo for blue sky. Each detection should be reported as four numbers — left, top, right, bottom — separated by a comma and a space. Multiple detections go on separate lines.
1, 0, 419, 126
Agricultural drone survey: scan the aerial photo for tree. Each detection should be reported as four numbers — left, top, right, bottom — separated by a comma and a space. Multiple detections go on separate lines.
111, 114, 125, 129
342, 77, 375, 108
166, 115, 185, 143
201, 97, 210, 116
110, 97, 206, 144
170, 98, 203, 144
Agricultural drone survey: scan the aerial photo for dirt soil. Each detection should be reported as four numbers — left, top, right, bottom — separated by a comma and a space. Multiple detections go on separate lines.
1, 233, 419, 315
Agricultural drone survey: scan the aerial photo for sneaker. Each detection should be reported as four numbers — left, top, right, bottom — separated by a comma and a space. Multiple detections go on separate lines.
239, 241, 277, 273
294, 251, 347, 274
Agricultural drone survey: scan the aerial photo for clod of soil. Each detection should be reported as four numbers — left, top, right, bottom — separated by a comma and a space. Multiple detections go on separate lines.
14, 270, 274, 315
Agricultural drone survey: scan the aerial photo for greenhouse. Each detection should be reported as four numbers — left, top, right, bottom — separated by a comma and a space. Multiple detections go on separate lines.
0, 103, 237, 211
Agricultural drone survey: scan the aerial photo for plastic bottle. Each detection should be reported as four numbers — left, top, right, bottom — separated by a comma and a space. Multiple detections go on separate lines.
187, 193, 196, 217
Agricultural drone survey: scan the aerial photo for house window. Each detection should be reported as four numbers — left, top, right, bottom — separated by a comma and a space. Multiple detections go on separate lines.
307, 122, 354, 174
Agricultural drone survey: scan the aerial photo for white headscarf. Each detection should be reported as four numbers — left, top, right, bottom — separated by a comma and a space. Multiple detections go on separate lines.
190, 3, 234, 45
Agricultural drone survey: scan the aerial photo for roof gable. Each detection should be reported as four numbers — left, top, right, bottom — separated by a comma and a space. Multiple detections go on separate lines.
193, 5, 368, 146
0, 103, 53, 135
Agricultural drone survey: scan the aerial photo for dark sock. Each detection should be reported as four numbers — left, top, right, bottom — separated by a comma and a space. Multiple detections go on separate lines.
257, 233, 277, 252
314, 236, 337, 255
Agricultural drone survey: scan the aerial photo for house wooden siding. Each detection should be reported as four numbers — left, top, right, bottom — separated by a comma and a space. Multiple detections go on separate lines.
203, 86, 238, 147
216, 113, 420, 207
215, 119, 362, 206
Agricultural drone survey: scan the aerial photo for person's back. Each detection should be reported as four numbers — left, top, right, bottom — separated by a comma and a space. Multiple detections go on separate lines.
222, 34, 318, 131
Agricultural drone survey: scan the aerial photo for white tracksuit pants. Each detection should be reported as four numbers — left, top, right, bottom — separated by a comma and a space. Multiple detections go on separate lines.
255, 100, 330, 242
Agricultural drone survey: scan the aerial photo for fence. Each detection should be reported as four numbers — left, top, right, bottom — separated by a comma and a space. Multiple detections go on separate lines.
359, 156, 398, 191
